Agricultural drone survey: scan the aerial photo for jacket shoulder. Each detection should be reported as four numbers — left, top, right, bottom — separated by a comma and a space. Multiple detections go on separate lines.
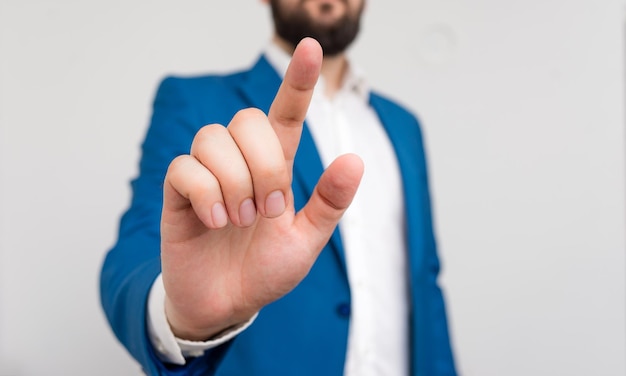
155, 69, 248, 103
151, 66, 259, 128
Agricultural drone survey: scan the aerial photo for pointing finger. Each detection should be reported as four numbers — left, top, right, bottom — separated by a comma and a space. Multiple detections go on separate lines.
267, 37, 323, 169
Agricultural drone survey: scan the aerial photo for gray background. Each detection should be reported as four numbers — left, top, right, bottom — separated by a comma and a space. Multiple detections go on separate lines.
1, 0, 624, 375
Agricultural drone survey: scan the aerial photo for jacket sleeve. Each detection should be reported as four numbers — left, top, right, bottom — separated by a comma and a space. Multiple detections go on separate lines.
370, 92, 457, 375
409, 115, 457, 376
99, 77, 230, 375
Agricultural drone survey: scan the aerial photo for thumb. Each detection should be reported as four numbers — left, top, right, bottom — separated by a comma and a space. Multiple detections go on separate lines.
295, 154, 364, 245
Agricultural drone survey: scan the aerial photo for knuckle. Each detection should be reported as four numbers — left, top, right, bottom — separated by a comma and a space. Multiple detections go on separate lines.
228, 107, 267, 135
193, 124, 226, 148
166, 155, 192, 183
167, 155, 190, 174
231, 108, 267, 127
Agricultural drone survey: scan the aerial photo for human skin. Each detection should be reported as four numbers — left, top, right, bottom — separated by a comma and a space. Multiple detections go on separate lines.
161, 38, 364, 341
268, 0, 365, 96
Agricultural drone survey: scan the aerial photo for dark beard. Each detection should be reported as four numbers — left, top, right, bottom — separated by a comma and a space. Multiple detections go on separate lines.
269, 0, 362, 56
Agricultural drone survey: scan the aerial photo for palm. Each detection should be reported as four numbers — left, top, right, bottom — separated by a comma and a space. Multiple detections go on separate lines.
160, 39, 363, 340
165, 199, 301, 301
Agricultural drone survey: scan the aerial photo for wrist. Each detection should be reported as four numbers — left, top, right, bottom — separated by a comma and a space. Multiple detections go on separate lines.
164, 297, 254, 341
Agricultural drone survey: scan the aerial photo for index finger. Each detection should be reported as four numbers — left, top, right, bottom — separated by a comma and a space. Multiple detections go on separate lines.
267, 37, 323, 167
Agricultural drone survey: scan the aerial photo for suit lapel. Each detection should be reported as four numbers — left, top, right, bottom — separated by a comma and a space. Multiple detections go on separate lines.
293, 125, 348, 270
369, 94, 418, 190
235, 56, 348, 270
236, 56, 281, 114
369, 94, 424, 273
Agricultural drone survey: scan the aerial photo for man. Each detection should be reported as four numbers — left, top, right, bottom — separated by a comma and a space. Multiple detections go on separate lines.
100, 0, 457, 374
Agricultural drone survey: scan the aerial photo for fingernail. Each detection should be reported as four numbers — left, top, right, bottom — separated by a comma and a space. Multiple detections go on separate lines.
211, 202, 228, 228
265, 190, 286, 217
239, 198, 257, 227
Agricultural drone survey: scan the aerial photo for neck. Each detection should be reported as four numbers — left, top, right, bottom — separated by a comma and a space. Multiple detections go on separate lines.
273, 35, 349, 98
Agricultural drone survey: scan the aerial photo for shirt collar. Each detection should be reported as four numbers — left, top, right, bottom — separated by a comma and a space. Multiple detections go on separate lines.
263, 40, 370, 103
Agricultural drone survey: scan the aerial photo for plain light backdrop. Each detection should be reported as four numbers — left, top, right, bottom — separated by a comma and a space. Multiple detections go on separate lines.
0, 1, 624, 375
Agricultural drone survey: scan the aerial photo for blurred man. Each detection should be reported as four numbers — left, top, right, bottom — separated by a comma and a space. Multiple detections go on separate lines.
101, 0, 457, 374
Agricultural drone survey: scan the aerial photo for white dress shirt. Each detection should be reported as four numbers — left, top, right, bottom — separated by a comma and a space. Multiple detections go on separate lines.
148, 41, 410, 375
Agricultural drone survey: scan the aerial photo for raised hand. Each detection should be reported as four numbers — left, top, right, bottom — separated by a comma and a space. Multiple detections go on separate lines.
160, 38, 364, 341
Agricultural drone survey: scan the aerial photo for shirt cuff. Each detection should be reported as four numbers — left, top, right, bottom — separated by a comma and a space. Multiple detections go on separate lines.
146, 273, 258, 365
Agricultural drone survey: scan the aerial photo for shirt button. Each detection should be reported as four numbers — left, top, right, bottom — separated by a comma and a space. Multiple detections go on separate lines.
336, 303, 351, 318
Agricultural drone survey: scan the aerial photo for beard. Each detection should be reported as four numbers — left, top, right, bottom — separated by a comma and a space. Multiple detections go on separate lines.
269, 0, 363, 56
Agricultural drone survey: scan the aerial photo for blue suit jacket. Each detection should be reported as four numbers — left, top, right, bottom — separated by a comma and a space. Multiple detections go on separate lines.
100, 56, 456, 375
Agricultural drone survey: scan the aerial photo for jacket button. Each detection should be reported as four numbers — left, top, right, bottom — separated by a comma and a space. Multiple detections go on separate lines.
336, 303, 351, 318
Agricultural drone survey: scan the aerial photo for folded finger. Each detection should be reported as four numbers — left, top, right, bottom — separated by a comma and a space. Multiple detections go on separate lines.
164, 155, 228, 230
190, 124, 256, 227
228, 108, 291, 218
